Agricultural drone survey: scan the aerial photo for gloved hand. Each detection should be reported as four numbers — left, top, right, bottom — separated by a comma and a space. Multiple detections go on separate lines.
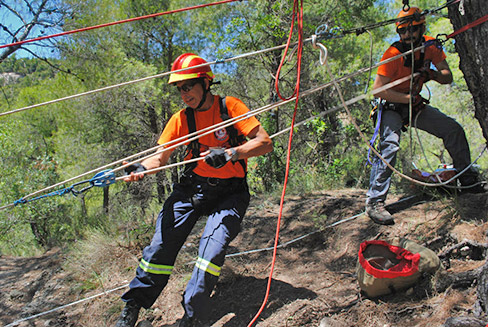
204, 148, 232, 168
417, 67, 436, 83
412, 94, 429, 112
124, 162, 147, 176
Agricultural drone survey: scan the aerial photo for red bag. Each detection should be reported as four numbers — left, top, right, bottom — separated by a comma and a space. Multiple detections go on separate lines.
357, 240, 421, 297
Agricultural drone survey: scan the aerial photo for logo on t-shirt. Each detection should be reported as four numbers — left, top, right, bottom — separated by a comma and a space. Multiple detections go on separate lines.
215, 128, 228, 141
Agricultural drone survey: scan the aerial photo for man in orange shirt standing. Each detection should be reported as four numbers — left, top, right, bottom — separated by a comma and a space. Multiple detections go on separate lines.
366, 7, 486, 225
115, 53, 272, 327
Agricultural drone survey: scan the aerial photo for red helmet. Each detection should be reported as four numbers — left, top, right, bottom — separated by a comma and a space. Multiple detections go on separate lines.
168, 53, 214, 84
396, 7, 425, 29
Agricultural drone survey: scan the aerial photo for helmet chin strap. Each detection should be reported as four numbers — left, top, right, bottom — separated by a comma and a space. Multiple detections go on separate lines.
193, 79, 210, 111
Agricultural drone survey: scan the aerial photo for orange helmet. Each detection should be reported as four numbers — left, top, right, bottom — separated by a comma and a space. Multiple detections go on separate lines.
168, 53, 214, 84
396, 7, 425, 29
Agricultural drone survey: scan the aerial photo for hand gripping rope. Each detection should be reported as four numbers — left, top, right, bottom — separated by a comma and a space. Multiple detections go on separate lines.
13, 170, 116, 206
1, 39, 445, 212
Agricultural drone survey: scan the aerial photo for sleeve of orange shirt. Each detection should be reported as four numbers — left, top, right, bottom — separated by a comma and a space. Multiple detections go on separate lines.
157, 110, 190, 148
225, 96, 261, 137
377, 46, 401, 79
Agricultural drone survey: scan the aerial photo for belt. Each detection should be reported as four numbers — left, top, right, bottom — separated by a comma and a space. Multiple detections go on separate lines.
182, 174, 246, 188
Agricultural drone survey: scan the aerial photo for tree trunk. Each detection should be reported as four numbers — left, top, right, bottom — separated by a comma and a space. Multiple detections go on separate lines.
447, 0, 488, 141
103, 186, 109, 214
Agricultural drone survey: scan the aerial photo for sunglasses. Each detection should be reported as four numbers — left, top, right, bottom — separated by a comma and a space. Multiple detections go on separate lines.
176, 80, 199, 93
396, 25, 421, 35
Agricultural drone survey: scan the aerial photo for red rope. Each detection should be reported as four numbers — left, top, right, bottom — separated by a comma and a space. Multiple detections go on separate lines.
247, 1, 304, 326
0, 0, 240, 50
273, 0, 304, 101
446, 13, 488, 40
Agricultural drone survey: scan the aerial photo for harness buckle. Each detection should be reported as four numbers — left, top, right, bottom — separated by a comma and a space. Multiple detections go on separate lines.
207, 177, 219, 186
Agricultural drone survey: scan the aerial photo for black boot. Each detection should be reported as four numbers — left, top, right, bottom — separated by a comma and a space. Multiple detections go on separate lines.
178, 313, 193, 327
178, 313, 209, 327
115, 301, 141, 327
459, 173, 487, 194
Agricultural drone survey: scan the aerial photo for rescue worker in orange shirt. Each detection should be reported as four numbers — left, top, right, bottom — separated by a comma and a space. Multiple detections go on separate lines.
366, 7, 486, 225
115, 53, 272, 327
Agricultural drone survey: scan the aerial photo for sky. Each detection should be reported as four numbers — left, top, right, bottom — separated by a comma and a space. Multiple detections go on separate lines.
0, 2, 60, 58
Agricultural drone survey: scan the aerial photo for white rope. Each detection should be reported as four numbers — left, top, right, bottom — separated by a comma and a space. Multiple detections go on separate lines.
3, 206, 366, 326
412, 111, 488, 189
0, 36, 425, 119
2, 37, 330, 119
0, 43, 459, 211
4, 283, 129, 327
323, 56, 484, 188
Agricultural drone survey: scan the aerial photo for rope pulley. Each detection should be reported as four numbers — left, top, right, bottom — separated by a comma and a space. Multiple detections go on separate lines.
71, 169, 116, 195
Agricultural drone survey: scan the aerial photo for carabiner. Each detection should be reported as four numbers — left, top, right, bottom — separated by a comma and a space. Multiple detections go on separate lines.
312, 35, 328, 66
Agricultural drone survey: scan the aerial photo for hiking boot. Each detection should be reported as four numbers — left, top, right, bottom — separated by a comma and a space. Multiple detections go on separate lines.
115, 301, 141, 327
366, 202, 395, 225
178, 313, 209, 327
459, 176, 488, 194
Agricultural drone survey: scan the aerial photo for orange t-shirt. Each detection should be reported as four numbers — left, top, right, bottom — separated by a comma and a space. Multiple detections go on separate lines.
377, 36, 446, 93
157, 95, 261, 179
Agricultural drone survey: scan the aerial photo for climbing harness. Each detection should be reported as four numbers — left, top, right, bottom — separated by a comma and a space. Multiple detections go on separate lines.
182, 96, 247, 176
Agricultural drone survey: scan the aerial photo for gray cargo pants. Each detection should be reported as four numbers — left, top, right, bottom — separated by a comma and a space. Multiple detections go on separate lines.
367, 104, 473, 204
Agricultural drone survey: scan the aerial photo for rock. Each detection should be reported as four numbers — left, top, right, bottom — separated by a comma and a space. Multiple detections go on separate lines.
319, 316, 346, 327
444, 316, 486, 327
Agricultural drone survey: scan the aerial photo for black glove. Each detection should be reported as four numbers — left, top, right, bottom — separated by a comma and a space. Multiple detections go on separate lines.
124, 163, 147, 176
205, 148, 232, 168
414, 67, 436, 86
412, 94, 429, 112
418, 67, 436, 82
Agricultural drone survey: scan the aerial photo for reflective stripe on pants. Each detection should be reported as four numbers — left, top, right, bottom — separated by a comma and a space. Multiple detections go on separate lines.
121, 181, 250, 320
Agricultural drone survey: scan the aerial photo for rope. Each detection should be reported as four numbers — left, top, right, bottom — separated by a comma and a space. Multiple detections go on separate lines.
314, 0, 460, 38
0, 23, 428, 119
444, 14, 488, 40
0, 43, 440, 211
248, 0, 303, 325
1, 1, 469, 119
4, 205, 368, 327
323, 54, 483, 189
0, 0, 241, 50
4, 283, 129, 327
0, 41, 294, 118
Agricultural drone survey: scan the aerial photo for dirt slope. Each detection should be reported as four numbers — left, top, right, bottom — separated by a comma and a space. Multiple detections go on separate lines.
1, 188, 488, 327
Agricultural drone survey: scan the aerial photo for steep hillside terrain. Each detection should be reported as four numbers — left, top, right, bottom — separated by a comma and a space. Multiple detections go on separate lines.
1, 188, 488, 327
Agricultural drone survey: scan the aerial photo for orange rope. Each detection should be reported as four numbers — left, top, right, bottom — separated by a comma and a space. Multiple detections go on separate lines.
247, 0, 304, 326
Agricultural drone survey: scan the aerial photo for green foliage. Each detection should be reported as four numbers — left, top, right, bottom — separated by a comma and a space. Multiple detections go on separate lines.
0, 0, 484, 257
